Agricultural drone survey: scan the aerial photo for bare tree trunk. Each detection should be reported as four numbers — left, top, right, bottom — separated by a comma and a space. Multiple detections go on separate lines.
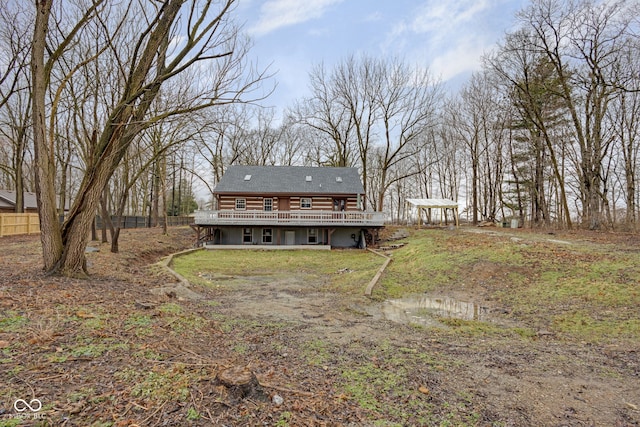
110, 179, 130, 253
152, 160, 161, 227
471, 139, 479, 225
91, 214, 97, 241
161, 153, 168, 235
60, 164, 115, 275
14, 142, 24, 213
100, 189, 111, 243
12, 116, 29, 213
32, 0, 63, 272
31, 0, 264, 275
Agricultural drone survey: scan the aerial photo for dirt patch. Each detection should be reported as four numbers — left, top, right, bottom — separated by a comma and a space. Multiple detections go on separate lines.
206, 269, 639, 426
1, 227, 639, 426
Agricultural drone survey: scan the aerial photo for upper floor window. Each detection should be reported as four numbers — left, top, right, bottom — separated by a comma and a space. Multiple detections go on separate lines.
235, 198, 246, 210
264, 198, 273, 211
300, 198, 312, 209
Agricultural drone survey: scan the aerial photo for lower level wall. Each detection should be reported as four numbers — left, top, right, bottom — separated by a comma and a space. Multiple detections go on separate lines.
210, 226, 367, 248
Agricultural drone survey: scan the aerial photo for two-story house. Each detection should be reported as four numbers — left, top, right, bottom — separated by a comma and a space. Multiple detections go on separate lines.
193, 165, 384, 248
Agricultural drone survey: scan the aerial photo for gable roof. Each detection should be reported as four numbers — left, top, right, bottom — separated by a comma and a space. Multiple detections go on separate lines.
0, 190, 39, 210
214, 166, 364, 195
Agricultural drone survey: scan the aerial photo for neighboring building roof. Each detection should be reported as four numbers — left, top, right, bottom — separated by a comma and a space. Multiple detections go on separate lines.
214, 166, 365, 195
406, 198, 459, 209
0, 190, 70, 211
0, 190, 39, 210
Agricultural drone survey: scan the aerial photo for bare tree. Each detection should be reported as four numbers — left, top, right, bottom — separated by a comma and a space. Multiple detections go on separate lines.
487, 30, 573, 228
446, 75, 488, 224
0, 82, 31, 212
432, 118, 463, 203
517, 0, 635, 229
193, 103, 250, 196
369, 58, 442, 211
238, 107, 282, 165
0, 1, 31, 111
0, 1, 33, 211
294, 62, 357, 167
297, 55, 441, 211
275, 113, 305, 166
31, 0, 268, 276
610, 88, 640, 228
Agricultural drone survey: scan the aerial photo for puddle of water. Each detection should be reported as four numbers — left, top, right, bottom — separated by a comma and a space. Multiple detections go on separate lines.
382, 295, 490, 327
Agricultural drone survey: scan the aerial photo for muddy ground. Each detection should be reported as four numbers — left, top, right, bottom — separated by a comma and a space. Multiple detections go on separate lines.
0, 226, 638, 426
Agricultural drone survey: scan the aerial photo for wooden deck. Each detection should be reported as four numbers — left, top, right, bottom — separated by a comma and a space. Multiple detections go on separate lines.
194, 210, 385, 227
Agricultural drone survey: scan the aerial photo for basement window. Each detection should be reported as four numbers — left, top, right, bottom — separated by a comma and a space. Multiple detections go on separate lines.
243, 228, 252, 243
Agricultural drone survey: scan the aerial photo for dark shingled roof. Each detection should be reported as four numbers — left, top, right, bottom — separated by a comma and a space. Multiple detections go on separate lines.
0, 189, 69, 211
214, 166, 364, 195
0, 190, 39, 209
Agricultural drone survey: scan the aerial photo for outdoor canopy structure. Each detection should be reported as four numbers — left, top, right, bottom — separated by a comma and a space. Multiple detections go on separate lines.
406, 198, 459, 227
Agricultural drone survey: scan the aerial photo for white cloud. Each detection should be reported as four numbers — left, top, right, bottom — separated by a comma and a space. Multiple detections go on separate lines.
430, 38, 486, 82
249, 0, 344, 36
382, 0, 505, 83
402, 0, 494, 42
364, 11, 383, 22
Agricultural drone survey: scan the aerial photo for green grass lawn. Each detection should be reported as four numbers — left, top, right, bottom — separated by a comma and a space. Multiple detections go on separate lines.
172, 248, 385, 293
172, 229, 640, 343
378, 229, 640, 342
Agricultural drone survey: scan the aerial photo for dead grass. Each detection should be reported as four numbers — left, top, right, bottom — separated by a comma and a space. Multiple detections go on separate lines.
0, 226, 639, 426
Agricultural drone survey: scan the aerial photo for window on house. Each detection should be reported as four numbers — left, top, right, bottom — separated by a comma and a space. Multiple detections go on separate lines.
264, 198, 273, 211
300, 198, 312, 209
308, 228, 318, 244
243, 228, 252, 243
262, 228, 273, 244
235, 198, 246, 210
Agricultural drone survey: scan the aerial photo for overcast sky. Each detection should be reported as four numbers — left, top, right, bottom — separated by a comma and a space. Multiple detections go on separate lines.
234, 0, 527, 112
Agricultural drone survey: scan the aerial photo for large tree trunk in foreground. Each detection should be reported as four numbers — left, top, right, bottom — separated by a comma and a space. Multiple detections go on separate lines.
56, 148, 120, 276
32, 0, 182, 276
31, 0, 260, 276
31, 0, 64, 272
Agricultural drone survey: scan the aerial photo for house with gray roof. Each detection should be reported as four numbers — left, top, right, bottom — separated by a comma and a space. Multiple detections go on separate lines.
0, 190, 39, 213
193, 165, 384, 248
0, 189, 70, 213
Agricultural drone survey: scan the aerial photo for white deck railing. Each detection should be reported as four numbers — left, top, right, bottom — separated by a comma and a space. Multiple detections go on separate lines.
194, 210, 385, 227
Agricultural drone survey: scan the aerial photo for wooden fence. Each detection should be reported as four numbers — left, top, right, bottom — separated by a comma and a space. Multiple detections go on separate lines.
0, 213, 193, 238
0, 213, 40, 237
95, 215, 194, 229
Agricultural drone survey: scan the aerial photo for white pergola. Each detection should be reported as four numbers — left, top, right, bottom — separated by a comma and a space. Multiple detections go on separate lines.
406, 198, 459, 227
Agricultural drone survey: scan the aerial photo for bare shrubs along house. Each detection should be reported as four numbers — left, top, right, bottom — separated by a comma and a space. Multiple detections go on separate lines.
193, 166, 385, 248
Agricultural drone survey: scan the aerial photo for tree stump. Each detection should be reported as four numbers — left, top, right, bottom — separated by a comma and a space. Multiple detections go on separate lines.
216, 365, 267, 402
